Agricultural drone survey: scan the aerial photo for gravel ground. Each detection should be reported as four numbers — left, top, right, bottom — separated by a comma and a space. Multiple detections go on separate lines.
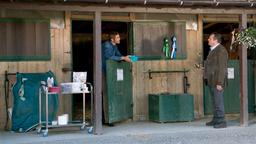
2, 117, 256, 144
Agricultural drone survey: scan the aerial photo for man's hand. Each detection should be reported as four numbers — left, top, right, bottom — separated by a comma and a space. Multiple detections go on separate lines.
216, 84, 223, 91
121, 56, 131, 63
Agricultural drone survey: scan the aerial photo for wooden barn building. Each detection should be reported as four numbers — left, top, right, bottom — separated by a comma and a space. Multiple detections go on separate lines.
0, 0, 256, 134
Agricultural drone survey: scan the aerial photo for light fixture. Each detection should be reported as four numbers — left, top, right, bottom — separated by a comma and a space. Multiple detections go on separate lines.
180, 1, 184, 6
144, 0, 147, 5
213, 0, 219, 6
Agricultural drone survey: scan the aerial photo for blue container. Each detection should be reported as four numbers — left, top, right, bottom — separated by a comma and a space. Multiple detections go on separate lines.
128, 55, 138, 62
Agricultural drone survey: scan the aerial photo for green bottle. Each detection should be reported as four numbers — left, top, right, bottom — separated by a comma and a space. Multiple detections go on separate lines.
162, 37, 170, 58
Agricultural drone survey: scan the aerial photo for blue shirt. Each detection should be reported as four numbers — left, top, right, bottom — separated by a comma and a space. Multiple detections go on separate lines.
102, 41, 123, 73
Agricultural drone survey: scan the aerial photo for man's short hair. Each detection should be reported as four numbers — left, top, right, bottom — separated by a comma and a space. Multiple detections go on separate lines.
109, 31, 119, 40
211, 32, 222, 43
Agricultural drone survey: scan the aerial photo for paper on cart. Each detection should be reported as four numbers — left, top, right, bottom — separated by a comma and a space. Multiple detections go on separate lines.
73, 72, 87, 83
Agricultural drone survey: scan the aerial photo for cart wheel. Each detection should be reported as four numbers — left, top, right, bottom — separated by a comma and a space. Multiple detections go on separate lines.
85, 122, 90, 126
42, 132, 48, 137
37, 128, 41, 134
87, 126, 93, 134
80, 125, 85, 130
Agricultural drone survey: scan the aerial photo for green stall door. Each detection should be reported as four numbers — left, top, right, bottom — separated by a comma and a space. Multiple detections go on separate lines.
105, 60, 133, 123
204, 60, 255, 114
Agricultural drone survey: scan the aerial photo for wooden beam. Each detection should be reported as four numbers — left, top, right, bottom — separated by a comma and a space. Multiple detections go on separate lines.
203, 23, 217, 29
72, 14, 131, 22
203, 15, 255, 23
0, 2, 256, 14
203, 17, 239, 23
93, 11, 103, 135
239, 13, 248, 127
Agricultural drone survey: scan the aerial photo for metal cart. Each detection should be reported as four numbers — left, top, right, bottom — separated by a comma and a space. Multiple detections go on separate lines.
37, 82, 94, 137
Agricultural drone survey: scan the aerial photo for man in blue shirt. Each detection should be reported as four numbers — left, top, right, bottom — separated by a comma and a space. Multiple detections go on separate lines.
102, 31, 131, 73
102, 32, 131, 125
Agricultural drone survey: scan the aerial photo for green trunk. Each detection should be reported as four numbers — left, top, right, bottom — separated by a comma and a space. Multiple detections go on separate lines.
149, 93, 194, 122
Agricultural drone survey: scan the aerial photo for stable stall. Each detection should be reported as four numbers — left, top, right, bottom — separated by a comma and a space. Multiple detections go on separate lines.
0, 1, 255, 135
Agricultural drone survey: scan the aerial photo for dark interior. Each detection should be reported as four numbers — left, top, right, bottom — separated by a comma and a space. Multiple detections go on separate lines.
71, 20, 129, 120
203, 22, 256, 60
203, 23, 239, 60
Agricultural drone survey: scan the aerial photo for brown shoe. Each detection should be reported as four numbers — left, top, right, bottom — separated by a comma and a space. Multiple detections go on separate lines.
206, 121, 216, 126
213, 121, 227, 129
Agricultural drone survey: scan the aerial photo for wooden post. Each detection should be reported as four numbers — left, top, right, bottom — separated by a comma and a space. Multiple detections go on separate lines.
253, 15, 256, 115
197, 14, 204, 118
93, 11, 103, 134
239, 13, 248, 127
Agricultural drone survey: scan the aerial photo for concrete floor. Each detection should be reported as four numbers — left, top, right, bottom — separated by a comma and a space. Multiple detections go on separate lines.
1, 116, 256, 144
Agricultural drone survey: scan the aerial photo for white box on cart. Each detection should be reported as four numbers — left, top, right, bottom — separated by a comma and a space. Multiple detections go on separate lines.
60, 82, 88, 94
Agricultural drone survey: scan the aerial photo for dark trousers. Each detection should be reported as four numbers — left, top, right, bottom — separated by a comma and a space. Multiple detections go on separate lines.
209, 85, 225, 122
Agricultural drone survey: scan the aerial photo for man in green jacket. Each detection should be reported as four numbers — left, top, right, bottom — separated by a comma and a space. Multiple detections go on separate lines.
204, 32, 228, 129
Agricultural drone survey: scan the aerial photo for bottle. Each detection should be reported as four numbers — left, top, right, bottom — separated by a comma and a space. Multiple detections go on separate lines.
47, 77, 54, 87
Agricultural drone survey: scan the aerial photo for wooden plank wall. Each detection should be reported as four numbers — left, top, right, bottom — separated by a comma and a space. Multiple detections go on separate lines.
0, 11, 207, 129
0, 12, 72, 130
133, 15, 204, 121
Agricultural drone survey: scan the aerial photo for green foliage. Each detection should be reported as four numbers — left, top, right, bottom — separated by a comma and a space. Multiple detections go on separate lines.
236, 27, 256, 48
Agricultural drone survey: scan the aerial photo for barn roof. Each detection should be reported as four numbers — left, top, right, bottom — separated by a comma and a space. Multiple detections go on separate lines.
4, 0, 256, 8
